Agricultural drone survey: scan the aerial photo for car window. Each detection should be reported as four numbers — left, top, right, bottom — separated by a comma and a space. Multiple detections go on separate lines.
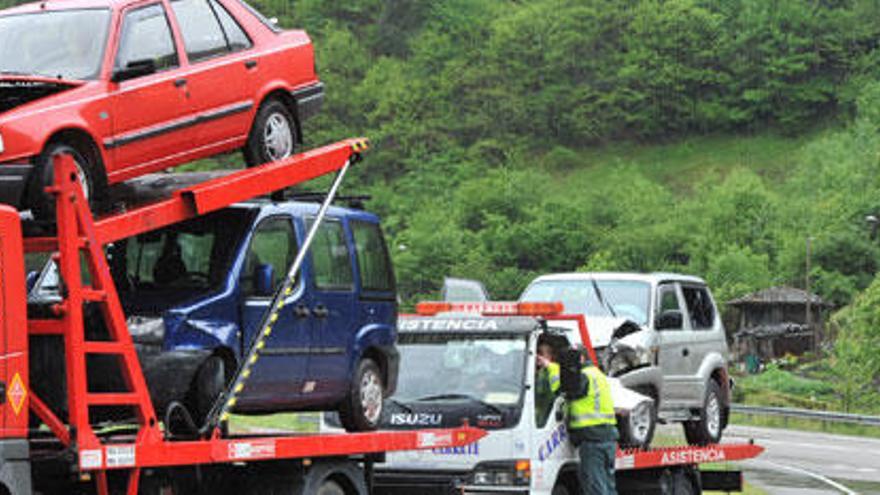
308, 219, 354, 291
171, 0, 251, 62
211, 0, 252, 51
657, 284, 683, 330
682, 286, 715, 330
116, 3, 179, 72
351, 221, 394, 293
242, 217, 295, 298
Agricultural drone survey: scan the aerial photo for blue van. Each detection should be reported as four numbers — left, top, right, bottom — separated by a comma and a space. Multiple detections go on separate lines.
30, 200, 399, 431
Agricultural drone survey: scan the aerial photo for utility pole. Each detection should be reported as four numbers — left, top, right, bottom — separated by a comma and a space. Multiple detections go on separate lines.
805, 236, 815, 351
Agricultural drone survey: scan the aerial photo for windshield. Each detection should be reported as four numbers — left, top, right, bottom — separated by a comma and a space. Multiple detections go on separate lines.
521, 279, 651, 325
0, 9, 111, 80
395, 335, 528, 407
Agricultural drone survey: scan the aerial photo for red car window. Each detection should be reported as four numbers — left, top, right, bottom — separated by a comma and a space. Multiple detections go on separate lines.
171, 0, 250, 63
116, 3, 179, 72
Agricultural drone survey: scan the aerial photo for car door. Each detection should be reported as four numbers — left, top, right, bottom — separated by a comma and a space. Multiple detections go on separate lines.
108, 2, 192, 178
303, 217, 357, 402
238, 215, 310, 409
679, 284, 722, 401
167, 0, 254, 150
655, 282, 695, 407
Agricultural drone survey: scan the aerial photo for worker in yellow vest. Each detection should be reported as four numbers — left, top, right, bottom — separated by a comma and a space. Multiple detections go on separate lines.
535, 342, 561, 425
559, 348, 618, 495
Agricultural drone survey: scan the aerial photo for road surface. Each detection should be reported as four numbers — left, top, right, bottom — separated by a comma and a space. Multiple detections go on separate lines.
725, 424, 880, 494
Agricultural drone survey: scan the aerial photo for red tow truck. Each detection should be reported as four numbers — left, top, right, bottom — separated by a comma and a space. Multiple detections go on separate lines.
0, 139, 485, 494
344, 302, 764, 495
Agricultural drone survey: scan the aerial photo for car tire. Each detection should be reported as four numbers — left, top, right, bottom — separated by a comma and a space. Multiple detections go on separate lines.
188, 356, 228, 428
618, 396, 656, 449
338, 358, 383, 432
552, 483, 571, 495
29, 141, 105, 220
683, 380, 724, 446
316, 480, 345, 495
244, 98, 298, 167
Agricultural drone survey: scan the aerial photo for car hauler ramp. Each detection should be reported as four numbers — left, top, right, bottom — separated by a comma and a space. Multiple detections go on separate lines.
1, 140, 484, 495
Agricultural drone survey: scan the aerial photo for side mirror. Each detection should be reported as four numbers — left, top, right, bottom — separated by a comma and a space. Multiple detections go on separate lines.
26, 271, 39, 293
611, 321, 641, 341
254, 263, 275, 297
111, 59, 157, 83
554, 396, 566, 423
656, 310, 683, 330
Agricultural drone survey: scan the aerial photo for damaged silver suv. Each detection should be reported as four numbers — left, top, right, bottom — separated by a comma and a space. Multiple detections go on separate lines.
520, 272, 731, 448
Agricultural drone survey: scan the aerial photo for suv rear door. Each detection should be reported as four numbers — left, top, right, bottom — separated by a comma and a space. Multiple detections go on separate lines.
655, 282, 697, 408
679, 283, 723, 399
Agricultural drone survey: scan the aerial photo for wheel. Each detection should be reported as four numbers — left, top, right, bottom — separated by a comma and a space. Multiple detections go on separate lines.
188, 356, 229, 428
28, 141, 105, 220
244, 98, 298, 167
683, 379, 724, 445
338, 358, 384, 432
551, 483, 571, 495
618, 397, 656, 449
316, 480, 345, 495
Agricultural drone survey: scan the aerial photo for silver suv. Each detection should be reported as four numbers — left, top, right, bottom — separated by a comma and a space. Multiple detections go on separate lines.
520, 272, 731, 448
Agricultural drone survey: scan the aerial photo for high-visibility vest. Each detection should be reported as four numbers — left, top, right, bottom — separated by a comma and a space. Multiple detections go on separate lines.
568, 365, 616, 429
545, 362, 561, 394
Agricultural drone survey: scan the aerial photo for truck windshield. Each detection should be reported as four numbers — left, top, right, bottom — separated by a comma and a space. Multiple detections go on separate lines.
0, 9, 111, 80
521, 279, 651, 325
394, 335, 527, 407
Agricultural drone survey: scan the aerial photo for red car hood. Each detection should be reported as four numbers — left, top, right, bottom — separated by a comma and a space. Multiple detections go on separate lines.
0, 75, 84, 115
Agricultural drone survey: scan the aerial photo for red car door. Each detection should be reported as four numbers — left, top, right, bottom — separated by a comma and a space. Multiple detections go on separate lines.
168, 0, 252, 153
107, 2, 192, 181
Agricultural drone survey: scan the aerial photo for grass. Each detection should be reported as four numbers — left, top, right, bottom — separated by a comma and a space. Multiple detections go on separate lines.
230, 412, 319, 434
729, 412, 880, 439
546, 132, 815, 195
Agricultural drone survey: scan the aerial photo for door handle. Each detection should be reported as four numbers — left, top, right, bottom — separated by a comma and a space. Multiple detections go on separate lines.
294, 304, 311, 319
312, 304, 329, 318
245, 60, 258, 69
174, 78, 188, 88
682, 348, 689, 357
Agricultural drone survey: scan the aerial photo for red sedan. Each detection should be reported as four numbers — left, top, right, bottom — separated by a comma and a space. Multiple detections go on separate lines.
0, 0, 323, 217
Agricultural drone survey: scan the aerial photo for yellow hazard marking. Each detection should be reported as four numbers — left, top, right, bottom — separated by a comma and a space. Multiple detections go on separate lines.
7, 373, 26, 416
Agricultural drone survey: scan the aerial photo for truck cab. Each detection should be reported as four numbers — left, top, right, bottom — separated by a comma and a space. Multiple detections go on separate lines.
29, 199, 399, 431
322, 303, 653, 495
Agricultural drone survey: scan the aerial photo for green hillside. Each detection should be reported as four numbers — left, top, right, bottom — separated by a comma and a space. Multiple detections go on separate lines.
2, 0, 879, 409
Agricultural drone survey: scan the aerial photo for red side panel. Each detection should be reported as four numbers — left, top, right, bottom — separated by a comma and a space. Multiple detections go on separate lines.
0, 206, 28, 438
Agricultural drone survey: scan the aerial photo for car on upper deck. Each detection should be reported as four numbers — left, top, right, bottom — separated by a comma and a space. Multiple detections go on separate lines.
0, 0, 323, 217
29, 198, 398, 432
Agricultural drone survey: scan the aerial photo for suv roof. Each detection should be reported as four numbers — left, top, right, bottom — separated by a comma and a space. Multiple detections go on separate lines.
530, 272, 706, 286
233, 199, 381, 224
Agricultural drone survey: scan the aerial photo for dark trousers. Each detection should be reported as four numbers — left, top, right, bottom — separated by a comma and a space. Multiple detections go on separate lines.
577, 440, 617, 495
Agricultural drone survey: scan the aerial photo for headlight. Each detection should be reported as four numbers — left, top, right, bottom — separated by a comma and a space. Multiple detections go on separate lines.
0, 131, 5, 154
607, 345, 655, 376
470, 460, 530, 486
126, 316, 165, 342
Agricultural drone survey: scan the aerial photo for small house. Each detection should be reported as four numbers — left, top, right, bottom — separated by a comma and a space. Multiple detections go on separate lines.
727, 287, 831, 366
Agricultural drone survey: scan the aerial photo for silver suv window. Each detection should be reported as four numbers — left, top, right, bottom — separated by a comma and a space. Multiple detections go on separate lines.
681, 285, 715, 330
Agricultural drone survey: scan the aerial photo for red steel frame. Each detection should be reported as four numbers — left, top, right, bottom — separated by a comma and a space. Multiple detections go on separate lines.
18, 141, 485, 495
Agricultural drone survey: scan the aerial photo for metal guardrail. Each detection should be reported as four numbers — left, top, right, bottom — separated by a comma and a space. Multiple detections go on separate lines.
732, 404, 880, 427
